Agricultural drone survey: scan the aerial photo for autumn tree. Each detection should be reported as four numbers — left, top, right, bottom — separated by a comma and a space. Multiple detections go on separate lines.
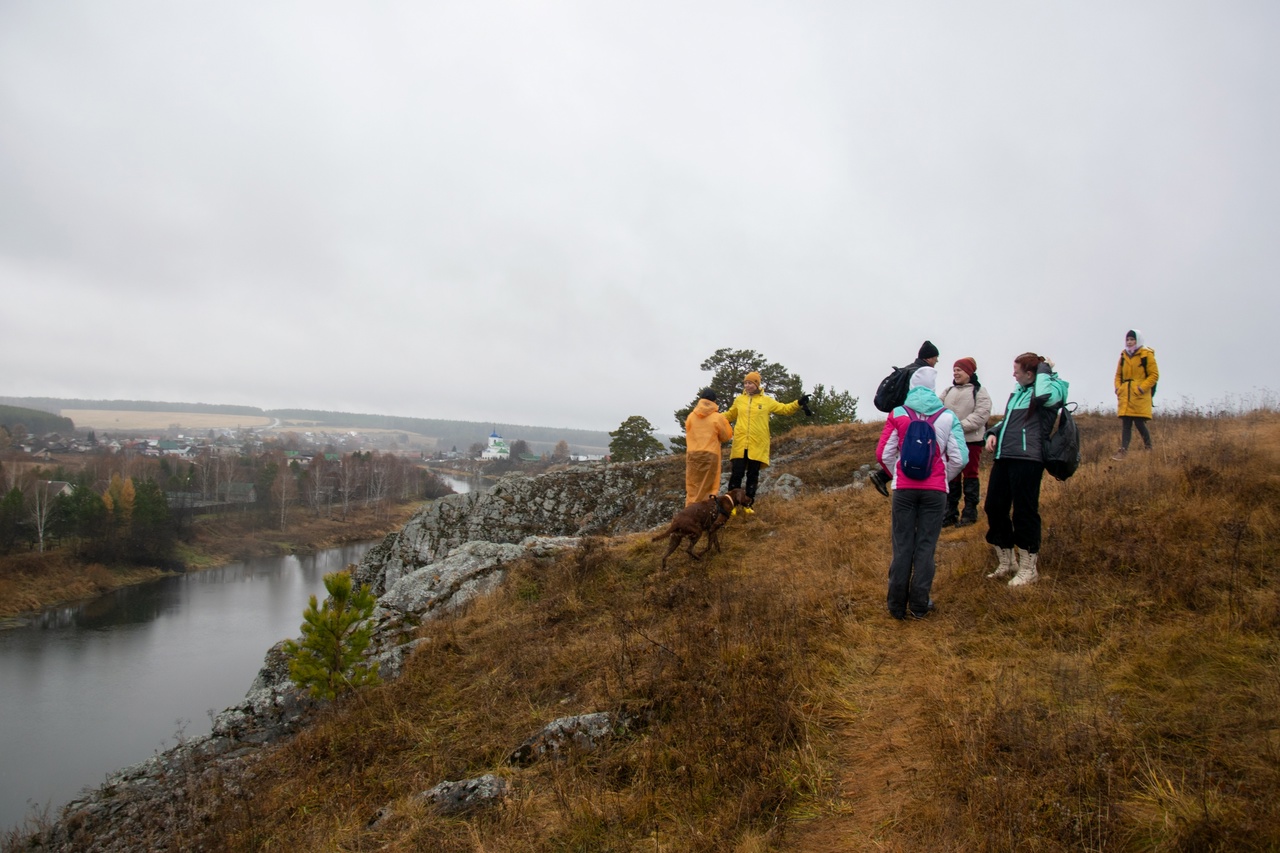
609, 416, 667, 462
552, 440, 571, 462
103, 474, 136, 522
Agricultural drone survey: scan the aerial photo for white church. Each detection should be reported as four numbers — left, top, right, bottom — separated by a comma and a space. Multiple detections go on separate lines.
480, 430, 510, 460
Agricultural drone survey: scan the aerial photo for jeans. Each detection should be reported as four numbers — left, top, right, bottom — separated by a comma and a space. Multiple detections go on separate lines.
888, 488, 947, 618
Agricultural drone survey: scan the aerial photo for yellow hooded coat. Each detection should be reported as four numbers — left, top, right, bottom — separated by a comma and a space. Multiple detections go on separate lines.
1115, 346, 1159, 419
724, 392, 800, 467
684, 399, 733, 505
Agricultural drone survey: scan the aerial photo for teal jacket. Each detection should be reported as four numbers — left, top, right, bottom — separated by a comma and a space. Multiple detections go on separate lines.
985, 365, 1068, 462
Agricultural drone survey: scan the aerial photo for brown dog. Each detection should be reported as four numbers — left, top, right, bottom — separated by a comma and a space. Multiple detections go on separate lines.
724, 488, 752, 513
651, 492, 738, 569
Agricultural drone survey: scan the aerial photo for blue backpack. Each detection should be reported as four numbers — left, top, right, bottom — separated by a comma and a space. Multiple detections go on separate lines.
900, 408, 943, 480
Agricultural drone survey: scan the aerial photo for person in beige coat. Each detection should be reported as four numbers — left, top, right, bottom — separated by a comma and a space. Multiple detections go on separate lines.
940, 357, 993, 527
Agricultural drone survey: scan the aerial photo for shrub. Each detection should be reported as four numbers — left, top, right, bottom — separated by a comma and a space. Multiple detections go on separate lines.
283, 571, 380, 700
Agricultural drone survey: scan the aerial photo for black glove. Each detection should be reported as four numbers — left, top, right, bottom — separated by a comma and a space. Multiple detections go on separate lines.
799, 394, 813, 417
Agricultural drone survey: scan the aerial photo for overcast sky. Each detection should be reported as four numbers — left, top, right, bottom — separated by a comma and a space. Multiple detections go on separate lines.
2, 2, 1276, 435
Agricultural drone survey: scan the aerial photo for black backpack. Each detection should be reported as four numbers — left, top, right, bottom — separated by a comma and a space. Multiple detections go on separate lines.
1043, 402, 1081, 481
874, 365, 916, 413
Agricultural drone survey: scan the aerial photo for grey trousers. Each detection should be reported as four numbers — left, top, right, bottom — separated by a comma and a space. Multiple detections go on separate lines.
888, 488, 948, 618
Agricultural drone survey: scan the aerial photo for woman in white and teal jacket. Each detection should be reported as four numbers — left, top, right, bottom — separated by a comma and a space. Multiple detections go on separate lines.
982, 352, 1068, 587
875, 367, 968, 620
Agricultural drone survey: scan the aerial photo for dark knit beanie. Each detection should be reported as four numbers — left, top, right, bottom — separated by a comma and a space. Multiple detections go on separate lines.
698, 388, 717, 402
918, 340, 940, 360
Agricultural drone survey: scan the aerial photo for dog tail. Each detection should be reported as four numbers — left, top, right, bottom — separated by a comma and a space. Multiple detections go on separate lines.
651, 529, 671, 541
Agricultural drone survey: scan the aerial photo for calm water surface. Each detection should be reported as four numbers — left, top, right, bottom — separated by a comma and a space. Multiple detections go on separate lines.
0, 542, 377, 833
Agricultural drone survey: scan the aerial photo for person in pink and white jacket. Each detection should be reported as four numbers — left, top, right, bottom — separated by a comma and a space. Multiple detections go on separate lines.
875, 366, 968, 620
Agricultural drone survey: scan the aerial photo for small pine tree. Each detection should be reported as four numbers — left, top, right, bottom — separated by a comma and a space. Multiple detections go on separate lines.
283, 571, 381, 700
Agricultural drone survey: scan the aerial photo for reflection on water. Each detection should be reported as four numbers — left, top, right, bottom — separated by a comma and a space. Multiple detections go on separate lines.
436, 472, 476, 494
0, 542, 377, 833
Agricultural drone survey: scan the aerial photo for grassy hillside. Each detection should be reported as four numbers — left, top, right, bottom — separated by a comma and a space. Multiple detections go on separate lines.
19, 411, 1280, 851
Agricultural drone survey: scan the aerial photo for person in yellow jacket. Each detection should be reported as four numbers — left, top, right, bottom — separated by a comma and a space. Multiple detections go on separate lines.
684, 388, 733, 506
724, 371, 809, 511
1112, 328, 1159, 460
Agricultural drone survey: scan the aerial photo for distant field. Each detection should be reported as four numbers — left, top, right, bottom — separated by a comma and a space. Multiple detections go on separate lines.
61, 409, 275, 431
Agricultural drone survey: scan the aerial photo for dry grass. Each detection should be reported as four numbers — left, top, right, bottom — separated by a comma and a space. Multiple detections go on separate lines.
29, 412, 1280, 851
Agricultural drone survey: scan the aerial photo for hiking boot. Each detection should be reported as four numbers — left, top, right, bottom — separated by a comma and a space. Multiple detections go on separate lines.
944, 478, 961, 525
960, 479, 980, 526
986, 546, 1016, 580
870, 469, 890, 497
1009, 551, 1039, 587
743, 507, 754, 515
1110, 448, 1127, 461
908, 600, 936, 619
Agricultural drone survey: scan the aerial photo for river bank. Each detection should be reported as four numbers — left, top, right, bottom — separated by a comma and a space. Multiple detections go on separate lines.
0, 501, 426, 620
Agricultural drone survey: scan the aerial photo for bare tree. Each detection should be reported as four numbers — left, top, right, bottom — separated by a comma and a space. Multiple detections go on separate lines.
274, 464, 297, 531
30, 480, 56, 553
306, 455, 332, 518
336, 455, 363, 520
366, 453, 392, 521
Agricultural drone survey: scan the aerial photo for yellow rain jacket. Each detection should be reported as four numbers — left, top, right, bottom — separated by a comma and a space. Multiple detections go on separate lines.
724, 392, 800, 467
684, 399, 733, 505
1115, 346, 1159, 419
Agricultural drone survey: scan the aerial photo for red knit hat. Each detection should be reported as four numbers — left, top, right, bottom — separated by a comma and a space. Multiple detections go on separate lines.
954, 357, 977, 377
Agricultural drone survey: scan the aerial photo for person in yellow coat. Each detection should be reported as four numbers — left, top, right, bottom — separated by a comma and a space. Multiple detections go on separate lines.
724, 371, 809, 511
1112, 328, 1159, 460
684, 388, 733, 506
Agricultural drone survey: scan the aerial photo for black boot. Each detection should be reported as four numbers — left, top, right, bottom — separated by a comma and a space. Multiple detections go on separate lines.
957, 478, 980, 527
943, 477, 960, 526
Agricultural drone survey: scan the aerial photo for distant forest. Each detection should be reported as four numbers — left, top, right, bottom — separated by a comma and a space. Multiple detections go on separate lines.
0, 398, 612, 455
1, 397, 265, 416
0, 404, 75, 436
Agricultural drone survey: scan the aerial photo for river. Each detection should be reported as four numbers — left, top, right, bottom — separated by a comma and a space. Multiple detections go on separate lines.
0, 542, 378, 833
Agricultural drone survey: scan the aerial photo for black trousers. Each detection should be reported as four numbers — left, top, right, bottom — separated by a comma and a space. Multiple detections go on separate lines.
1120, 416, 1152, 450
728, 451, 762, 499
984, 458, 1045, 554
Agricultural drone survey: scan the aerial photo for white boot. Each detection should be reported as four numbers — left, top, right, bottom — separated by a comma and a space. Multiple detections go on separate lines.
1008, 550, 1039, 587
986, 547, 1016, 580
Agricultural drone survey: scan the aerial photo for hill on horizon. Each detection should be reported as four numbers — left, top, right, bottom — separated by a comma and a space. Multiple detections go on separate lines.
0, 397, 615, 456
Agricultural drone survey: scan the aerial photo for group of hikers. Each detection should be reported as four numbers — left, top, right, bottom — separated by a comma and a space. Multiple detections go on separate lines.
680, 331, 1160, 622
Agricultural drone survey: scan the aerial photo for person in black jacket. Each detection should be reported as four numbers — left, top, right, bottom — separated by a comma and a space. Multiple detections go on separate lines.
983, 352, 1067, 587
